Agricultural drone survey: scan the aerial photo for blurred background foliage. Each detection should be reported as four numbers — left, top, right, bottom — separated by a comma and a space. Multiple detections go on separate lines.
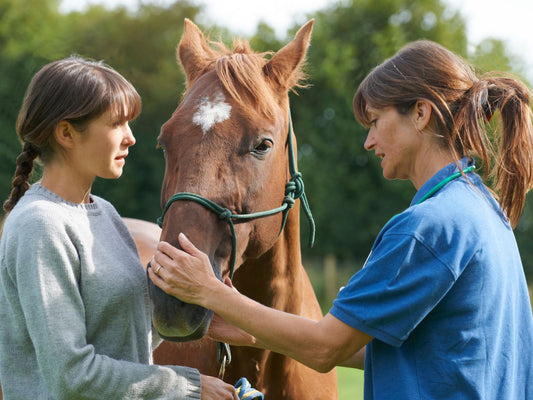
1, 0, 532, 284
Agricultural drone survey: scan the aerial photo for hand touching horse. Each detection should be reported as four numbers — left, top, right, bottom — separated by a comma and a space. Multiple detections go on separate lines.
127, 19, 338, 399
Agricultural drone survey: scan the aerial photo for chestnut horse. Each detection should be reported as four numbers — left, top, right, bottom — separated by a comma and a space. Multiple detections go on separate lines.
127, 19, 338, 399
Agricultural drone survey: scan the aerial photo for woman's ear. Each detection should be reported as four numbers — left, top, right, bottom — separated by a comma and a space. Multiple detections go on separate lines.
411, 100, 432, 131
53, 121, 76, 149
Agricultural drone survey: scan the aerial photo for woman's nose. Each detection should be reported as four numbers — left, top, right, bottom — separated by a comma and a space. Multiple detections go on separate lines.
364, 130, 375, 151
123, 124, 136, 146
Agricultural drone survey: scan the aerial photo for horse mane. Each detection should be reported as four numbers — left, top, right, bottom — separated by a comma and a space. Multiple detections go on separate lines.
189, 38, 308, 120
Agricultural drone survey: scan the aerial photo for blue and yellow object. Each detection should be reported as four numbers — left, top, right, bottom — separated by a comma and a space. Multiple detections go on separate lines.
234, 377, 264, 399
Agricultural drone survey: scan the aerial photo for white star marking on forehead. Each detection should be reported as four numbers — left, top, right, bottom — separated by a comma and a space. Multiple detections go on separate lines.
192, 92, 231, 134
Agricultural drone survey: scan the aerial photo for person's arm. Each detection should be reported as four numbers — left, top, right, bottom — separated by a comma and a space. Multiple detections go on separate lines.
206, 285, 367, 371
338, 347, 366, 370
150, 234, 373, 373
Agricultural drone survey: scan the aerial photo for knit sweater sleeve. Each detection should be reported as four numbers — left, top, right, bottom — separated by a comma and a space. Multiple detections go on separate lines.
2, 201, 201, 400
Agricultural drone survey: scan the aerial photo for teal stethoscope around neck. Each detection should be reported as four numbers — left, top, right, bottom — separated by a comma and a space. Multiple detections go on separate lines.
360, 164, 475, 269
386, 164, 476, 224
415, 165, 475, 205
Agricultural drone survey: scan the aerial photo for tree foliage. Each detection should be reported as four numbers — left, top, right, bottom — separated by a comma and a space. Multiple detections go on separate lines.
1, 0, 531, 276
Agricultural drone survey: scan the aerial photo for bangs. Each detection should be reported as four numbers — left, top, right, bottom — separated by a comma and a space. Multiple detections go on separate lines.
105, 74, 141, 124
62, 59, 142, 130
353, 93, 371, 127
353, 64, 386, 127
353, 59, 417, 127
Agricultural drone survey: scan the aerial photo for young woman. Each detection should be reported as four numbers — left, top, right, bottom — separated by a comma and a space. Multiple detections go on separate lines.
0, 57, 237, 400
149, 40, 533, 399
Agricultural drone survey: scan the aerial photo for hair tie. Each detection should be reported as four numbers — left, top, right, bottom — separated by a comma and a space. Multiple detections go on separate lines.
481, 85, 500, 122
22, 141, 41, 158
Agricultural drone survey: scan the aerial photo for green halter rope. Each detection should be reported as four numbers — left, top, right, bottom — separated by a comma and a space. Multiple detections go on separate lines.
156, 110, 315, 280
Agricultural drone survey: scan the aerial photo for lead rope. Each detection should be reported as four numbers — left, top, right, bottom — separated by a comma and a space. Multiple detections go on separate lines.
217, 342, 231, 379
282, 108, 315, 247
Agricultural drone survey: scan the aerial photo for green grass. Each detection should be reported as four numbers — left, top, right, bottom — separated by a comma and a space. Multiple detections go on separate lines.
337, 366, 364, 400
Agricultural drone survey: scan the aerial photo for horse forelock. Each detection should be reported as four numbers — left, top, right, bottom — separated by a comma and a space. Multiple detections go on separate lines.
215, 46, 278, 119
185, 38, 305, 120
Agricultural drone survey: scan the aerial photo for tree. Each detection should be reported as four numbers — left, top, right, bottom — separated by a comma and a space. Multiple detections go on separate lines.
0, 0, 62, 207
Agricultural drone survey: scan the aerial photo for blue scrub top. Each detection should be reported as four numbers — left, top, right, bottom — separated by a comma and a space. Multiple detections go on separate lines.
330, 158, 533, 399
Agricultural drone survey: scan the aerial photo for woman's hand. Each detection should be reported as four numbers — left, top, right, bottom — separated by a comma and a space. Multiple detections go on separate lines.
200, 374, 238, 400
148, 233, 221, 307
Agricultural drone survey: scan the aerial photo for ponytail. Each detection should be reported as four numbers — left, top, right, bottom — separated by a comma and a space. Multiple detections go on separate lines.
454, 75, 533, 227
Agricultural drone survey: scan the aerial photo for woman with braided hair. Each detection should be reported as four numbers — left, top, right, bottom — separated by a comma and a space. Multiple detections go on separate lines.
149, 40, 533, 399
0, 57, 238, 400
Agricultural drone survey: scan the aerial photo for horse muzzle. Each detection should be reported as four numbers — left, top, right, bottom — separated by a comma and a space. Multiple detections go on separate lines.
147, 261, 217, 342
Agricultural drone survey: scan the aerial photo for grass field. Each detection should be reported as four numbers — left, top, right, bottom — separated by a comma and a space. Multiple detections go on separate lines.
337, 367, 364, 400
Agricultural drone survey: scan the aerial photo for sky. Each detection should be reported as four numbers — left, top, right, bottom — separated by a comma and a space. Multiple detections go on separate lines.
59, 0, 533, 81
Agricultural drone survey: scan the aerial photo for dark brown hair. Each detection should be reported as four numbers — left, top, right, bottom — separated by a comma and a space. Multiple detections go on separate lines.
3, 56, 141, 212
353, 40, 533, 227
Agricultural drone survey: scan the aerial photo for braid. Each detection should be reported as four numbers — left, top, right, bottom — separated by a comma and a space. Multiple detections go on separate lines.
3, 142, 40, 212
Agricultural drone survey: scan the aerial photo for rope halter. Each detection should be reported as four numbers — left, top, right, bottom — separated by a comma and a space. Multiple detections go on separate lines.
156, 110, 315, 280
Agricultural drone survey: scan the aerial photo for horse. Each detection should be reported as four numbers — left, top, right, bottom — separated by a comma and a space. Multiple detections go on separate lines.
126, 18, 338, 399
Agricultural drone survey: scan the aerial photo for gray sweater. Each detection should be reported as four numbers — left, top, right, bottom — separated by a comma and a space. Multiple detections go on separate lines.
0, 184, 201, 399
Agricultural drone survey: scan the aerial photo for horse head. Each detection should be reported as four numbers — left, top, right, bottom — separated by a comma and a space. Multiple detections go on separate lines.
149, 18, 314, 341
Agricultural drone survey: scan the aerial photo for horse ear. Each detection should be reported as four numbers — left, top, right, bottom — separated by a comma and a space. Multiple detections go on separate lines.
177, 19, 215, 88
264, 19, 314, 90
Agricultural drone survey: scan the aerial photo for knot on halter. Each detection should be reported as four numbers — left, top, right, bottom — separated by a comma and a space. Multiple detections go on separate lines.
284, 172, 305, 208
281, 171, 315, 248
219, 208, 233, 220
283, 196, 296, 208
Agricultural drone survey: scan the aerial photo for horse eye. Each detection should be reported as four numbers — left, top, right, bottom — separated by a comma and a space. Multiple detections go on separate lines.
253, 139, 273, 155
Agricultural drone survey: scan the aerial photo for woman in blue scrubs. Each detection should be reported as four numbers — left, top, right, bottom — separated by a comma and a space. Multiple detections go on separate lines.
150, 40, 533, 400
